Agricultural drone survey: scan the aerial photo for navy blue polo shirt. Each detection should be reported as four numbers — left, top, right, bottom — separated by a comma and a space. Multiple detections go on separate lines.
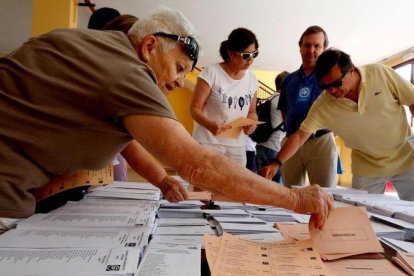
277, 66, 324, 136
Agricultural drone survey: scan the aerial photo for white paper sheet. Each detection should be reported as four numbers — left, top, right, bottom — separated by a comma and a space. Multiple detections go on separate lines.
0, 247, 140, 275
136, 243, 201, 276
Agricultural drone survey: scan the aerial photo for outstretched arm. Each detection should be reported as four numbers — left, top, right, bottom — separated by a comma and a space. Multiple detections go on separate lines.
121, 140, 188, 203
261, 129, 311, 179
123, 115, 332, 229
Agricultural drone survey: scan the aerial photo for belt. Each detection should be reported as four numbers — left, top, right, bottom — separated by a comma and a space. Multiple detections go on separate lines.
307, 129, 331, 141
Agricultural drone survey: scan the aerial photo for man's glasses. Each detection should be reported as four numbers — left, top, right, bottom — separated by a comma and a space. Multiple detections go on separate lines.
240, 50, 259, 60
153, 32, 199, 70
319, 71, 348, 90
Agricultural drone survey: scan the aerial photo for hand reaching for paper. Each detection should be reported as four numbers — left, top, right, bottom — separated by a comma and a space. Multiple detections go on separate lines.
261, 163, 279, 180
159, 175, 189, 203
289, 184, 333, 229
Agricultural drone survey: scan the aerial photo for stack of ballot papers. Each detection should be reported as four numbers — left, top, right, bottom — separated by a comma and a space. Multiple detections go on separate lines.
0, 184, 166, 276
369, 219, 406, 240
154, 225, 216, 236
150, 235, 206, 249
247, 209, 297, 222
204, 209, 250, 218
87, 188, 161, 201
155, 217, 209, 227
136, 242, 201, 276
159, 199, 205, 209
393, 251, 414, 275
213, 201, 259, 211
217, 222, 278, 235
380, 237, 414, 254
0, 247, 141, 276
324, 258, 406, 275
394, 208, 414, 225
157, 208, 205, 218
309, 207, 384, 260
204, 233, 332, 276
0, 226, 151, 250
274, 221, 310, 240
371, 214, 414, 240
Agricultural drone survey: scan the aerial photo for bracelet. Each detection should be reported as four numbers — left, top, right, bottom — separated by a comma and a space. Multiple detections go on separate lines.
273, 158, 283, 166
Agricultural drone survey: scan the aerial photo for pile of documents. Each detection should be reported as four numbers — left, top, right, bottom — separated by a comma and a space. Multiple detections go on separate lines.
205, 233, 331, 276
0, 182, 162, 275
393, 251, 414, 275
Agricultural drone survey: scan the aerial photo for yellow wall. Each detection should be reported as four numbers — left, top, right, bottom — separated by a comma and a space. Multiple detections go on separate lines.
166, 87, 194, 134
253, 70, 279, 91
336, 137, 352, 187
32, 0, 77, 36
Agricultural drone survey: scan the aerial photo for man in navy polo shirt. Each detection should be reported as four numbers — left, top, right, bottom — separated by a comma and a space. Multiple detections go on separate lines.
262, 26, 337, 188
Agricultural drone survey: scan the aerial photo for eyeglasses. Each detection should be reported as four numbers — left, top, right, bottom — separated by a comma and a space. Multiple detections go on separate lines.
319, 71, 349, 90
153, 32, 199, 70
240, 50, 259, 60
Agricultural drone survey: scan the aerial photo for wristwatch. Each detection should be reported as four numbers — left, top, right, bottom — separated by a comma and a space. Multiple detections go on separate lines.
273, 158, 283, 166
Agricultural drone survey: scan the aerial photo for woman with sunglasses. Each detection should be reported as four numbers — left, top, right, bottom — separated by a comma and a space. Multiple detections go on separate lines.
190, 28, 260, 168
0, 7, 332, 232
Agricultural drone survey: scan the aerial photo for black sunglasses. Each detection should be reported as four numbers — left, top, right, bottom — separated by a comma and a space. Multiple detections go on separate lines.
319, 71, 349, 90
153, 32, 199, 70
240, 50, 259, 60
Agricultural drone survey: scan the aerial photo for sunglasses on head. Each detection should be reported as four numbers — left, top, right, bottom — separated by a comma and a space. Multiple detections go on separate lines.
319, 71, 349, 90
240, 50, 259, 60
153, 32, 199, 70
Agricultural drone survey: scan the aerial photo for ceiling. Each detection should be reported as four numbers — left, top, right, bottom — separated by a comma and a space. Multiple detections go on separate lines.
1, 0, 414, 72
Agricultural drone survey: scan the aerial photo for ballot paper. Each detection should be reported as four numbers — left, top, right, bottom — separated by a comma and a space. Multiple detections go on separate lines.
50, 202, 157, 216
156, 218, 209, 226
219, 117, 263, 139
0, 226, 150, 249
235, 232, 285, 243
0, 247, 140, 276
136, 242, 201, 276
87, 190, 160, 201
66, 198, 160, 211
274, 222, 310, 240
213, 216, 266, 224
247, 209, 296, 222
381, 237, 414, 253
393, 251, 414, 275
150, 235, 205, 249
204, 234, 222, 271
159, 200, 205, 209
154, 225, 216, 236
325, 258, 406, 276
218, 222, 277, 235
157, 208, 205, 218
205, 233, 332, 276
205, 209, 250, 217
309, 207, 384, 260
18, 212, 156, 227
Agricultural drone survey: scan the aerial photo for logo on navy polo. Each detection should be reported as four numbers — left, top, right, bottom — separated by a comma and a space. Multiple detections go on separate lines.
297, 87, 311, 102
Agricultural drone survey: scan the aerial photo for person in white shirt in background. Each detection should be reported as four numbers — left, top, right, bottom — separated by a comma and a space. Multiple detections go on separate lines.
190, 27, 259, 167
245, 136, 257, 173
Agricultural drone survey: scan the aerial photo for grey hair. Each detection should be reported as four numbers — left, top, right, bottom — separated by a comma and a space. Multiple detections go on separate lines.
128, 6, 201, 54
